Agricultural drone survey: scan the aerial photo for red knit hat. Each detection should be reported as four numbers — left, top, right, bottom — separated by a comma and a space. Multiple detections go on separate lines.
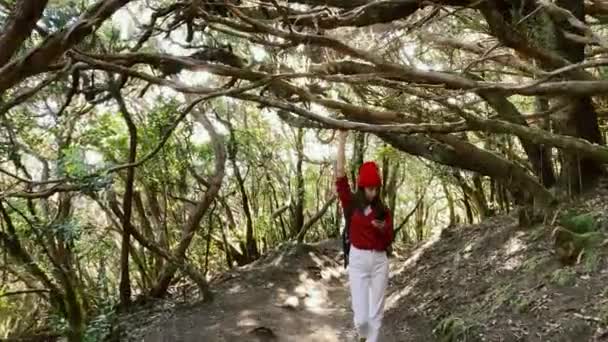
357, 161, 382, 188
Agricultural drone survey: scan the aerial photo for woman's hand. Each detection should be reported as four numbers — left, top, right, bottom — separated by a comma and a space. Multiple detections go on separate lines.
372, 219, 385, 230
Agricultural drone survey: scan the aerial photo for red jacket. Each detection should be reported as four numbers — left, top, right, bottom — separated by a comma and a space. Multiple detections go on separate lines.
336, 176, 393, 251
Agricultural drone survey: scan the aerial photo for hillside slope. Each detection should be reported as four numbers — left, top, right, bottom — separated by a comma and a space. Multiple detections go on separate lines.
116, 191, 608, 342
382, 190, 608, 342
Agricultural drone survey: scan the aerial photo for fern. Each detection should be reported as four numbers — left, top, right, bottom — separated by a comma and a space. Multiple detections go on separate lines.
560, 212, 598, 234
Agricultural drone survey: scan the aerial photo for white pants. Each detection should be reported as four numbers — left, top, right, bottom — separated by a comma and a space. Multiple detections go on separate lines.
348, 245, 389, 342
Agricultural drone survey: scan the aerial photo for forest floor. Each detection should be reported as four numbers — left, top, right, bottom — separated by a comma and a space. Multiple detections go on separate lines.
117, 239, 378, 341
117, 189, 608, 342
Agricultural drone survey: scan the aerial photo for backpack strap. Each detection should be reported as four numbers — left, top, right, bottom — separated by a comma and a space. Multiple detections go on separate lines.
342, 199, 354, 268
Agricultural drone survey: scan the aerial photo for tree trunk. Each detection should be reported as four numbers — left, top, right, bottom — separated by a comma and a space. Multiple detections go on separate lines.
114, 87, 138, 309
149, 111, 225, 298
553, 0, 604, 192
133, 191, 156, 277
268, 180, 287, 240
460, 186, 474, 225
500, 182, 510, 213
220, 119, 258, 261
480, 0, 604, 193
333, 201, 341, 238
218, 214, 234, 269
381, 148, 400, 213
394, 191, 425, 241
454, 173, 477, 223
291, 128, 305, 236
232, 145, 257, 260
0, 202, 66, 315
472, 175, 490, 219
350, 131, 366, 186
387, 160, 400, 214
381, 147, 390, 192
63, 274, 85, 342
414, 200, 426, 242
534, 96, 556, 187
145, 185, 167, 276
442, 179, 456, 226
478, 91, 556, 187
204, 208, 214, 276
49, 191, 86, 342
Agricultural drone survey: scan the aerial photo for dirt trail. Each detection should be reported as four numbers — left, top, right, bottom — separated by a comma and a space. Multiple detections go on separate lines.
120, 190, 608, 342
120, 240, 408, 342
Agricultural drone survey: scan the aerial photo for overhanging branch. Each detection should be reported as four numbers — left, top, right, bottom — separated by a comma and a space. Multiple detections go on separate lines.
0, 0, 49, 67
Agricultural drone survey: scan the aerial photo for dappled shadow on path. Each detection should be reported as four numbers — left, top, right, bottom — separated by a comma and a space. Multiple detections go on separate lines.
119, 221, 531, 341
135, 240, 379, 342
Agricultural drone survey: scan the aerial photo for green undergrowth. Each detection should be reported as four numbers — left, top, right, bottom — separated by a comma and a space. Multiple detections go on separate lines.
552, 210, 605, 267
559, 211, 601, 235
433, 315, 482, 342
549, 267, 577, 287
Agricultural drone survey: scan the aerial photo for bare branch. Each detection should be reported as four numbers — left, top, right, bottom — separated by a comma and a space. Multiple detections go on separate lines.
296, 195, 336, 243
0, 0, 135, 94
0, 288, 50, 297
541, 0, 608, 49
232, 93, 469, 134
0, 0, 49, 67
420, 33, 541, 76
0, 63, 71, 115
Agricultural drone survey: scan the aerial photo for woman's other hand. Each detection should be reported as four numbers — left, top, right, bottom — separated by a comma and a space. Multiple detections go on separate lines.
372, 219, 385, 230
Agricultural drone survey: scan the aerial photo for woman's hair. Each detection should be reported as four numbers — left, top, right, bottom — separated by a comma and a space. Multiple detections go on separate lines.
352, 187, 386, 217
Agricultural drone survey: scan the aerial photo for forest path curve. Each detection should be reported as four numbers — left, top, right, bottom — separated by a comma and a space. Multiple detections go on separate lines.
124, 240, 422, 342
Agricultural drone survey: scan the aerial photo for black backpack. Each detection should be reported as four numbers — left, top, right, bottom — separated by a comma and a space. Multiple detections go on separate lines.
341, 203, 354, 269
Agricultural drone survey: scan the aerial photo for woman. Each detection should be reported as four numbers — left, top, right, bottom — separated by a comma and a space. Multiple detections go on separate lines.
335, 130, 393, 342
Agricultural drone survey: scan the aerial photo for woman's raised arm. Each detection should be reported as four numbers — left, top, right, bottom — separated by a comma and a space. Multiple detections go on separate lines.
336, 130, 347, 179
335, 130, 351, 209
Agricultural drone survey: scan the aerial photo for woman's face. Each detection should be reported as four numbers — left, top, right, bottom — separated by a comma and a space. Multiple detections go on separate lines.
363, 187, 379, 202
